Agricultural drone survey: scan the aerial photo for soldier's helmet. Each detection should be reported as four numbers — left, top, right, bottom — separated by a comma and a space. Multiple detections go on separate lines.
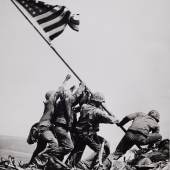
148, 110, 160, 122
91, 92, 105, 103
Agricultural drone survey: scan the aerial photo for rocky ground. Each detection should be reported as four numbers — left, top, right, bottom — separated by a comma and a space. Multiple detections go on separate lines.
0, 148, 169, 170
0, 137, 169, 170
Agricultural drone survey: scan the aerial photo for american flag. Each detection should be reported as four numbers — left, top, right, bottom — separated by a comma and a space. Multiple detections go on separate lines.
15, 0, 79, 41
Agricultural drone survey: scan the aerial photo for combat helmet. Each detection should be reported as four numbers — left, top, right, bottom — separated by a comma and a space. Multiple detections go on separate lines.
91, 92, 105, 103
148, 110, 160, 122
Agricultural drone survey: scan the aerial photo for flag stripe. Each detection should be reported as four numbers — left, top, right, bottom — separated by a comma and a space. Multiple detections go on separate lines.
48, 25, 66, 37
49, 25, 66, 40
40, 13, 65, 29
37, 6, 65, 24
43, 11, 70, 32
49, 31, 63, 40
34, 11, 54, 21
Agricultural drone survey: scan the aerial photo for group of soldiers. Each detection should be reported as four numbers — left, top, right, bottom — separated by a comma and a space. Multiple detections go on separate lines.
24, 74, 164, 170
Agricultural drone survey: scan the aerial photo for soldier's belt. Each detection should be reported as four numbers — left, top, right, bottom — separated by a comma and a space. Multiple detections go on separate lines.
54, 122, 68, 129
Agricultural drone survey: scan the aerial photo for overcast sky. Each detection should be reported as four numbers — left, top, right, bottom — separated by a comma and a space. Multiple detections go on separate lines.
0, 0, 170, 151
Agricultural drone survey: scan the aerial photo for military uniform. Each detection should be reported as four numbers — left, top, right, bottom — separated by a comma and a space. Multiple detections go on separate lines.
51, 83, 86, 161
28, 75, 72, 167
28, 82, 85, 168
33, 90, 63, 166
101, 110, 162, 170
66, 103, 117, 168
75, 136, 110, 170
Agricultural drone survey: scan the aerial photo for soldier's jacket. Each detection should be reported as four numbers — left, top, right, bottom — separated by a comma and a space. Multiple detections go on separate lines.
53, 83, 85, 126
120, 112, 160, 137
39, 83, 85, 128
76, 103, 115, 134
52, 99, 68, 125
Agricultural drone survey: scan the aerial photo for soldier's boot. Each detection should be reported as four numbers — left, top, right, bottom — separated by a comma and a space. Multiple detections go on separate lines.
49, 157, 70, 170
98, 154, 121, 170
23, 163, 40, 170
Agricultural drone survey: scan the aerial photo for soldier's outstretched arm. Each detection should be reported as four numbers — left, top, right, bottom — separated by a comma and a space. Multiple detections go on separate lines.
95, 109, 119, 124
66, 81, 86, 107
55, 74, 72, 101
118, 112, 144, 127
72, 82, 86, 100
63, 83, 84, 129
56, 74, 71, 94
62, 74, 71, 87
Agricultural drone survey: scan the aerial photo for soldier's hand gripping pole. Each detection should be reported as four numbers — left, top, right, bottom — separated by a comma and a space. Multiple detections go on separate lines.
62, 74, 71, 85
101, 104, 127, 133
83, 85, 127, 131
101, 104, 142, 149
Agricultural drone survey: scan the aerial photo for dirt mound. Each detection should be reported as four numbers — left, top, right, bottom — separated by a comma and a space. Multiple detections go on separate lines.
0, 139, 169, 170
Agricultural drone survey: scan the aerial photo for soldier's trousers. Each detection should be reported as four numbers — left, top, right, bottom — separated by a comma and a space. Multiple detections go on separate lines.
66, 133, 106, 168
34, 125, 73, 167
101, 130, 162, 170
76, 136, 110, 170
29, 138, 47, 164
53, 126, 74, 161
113, 130, 162, 158
34, 128, 59, 166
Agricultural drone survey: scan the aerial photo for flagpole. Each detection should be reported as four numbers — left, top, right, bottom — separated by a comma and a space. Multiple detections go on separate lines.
11, 0, 129, 136
11, 0, 82, 83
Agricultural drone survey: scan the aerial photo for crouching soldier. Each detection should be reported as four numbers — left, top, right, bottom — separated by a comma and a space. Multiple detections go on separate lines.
65, 92, 118, 169
101, 110, 162, 170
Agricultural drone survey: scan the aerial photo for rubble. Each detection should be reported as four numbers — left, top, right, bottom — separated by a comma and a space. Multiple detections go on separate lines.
0, 139, 169, 170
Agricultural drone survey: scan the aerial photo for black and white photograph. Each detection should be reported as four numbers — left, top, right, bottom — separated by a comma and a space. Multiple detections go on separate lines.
0, 0, 170, 170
